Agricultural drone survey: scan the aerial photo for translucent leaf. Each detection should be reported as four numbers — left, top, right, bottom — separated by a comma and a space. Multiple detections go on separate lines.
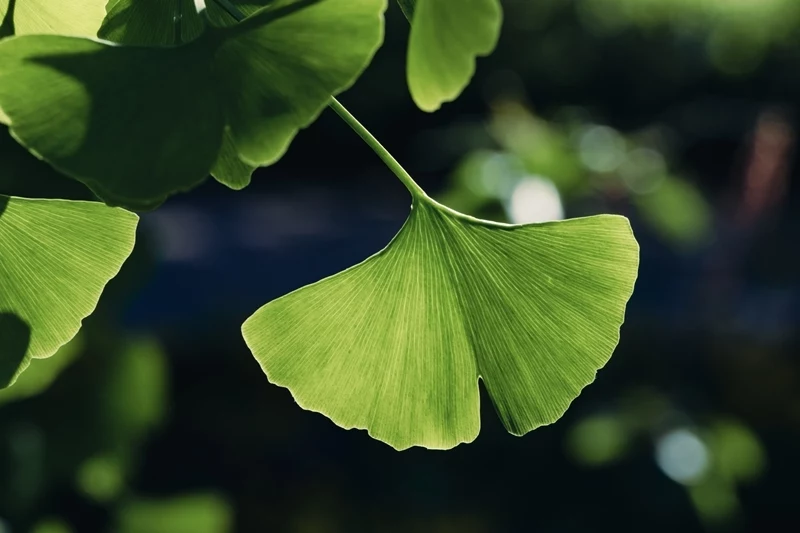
243, 197, 639, 450
0, 196, 137, 388
0, 0, 386, 209
0, 0, 107, 37
406, 0, 502, 111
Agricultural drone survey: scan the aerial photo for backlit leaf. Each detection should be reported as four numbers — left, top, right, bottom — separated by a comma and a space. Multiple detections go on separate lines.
406, 0, 502, 111
0, 0, 107, 38
243, 197, 639, 450
0, 196, 137, 388
0, 0, 386, 209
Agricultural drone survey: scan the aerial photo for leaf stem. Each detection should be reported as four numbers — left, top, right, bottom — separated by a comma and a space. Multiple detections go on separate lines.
327, 98, 427, 199
210, 0, 428, 200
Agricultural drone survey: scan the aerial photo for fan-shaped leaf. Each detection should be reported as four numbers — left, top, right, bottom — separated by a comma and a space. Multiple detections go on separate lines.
0, 196, 137, 388
243, 197, 638, 450
0, 0, 386, 209
406, 0, 502, 111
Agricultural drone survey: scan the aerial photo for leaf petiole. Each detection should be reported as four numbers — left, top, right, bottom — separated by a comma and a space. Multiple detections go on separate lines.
210, 0, 428, 200
327, 98, 427, 199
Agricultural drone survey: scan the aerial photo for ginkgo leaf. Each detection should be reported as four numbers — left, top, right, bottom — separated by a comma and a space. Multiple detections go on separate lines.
243, 197, 639, 450
0, 333, 83, 406
97, 0, 273, 190
0, 196, 138, 388
98, 0, 270, 46
0, 0, 386, 209
0, 0, 107, 38
396, 0, 415, 19
0, 125, 96, 200
405, 0, 502, 112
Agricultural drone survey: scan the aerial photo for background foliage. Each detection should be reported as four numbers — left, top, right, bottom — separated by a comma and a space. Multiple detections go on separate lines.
1, 0, 799, 531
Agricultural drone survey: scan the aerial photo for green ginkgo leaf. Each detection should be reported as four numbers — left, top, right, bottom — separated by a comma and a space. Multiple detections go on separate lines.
0, 196, 138, 388
243, 196, 639, 450
0, 0, 108, 38
97, 0, 272, 190
0, 0, 386, 209
98, 0, 271, 46
405, 0, 502, 112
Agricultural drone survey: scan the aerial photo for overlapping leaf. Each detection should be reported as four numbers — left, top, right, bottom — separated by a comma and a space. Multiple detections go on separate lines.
0, 196, 137, 388
0, 0, 386, 209
98, 0, 271, 46
0, 0, 107, 37
243, 198, 639, 450
403, 0, 503, 111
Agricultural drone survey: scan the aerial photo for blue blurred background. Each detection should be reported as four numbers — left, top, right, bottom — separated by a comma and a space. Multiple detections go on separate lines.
2, 0, 800, 531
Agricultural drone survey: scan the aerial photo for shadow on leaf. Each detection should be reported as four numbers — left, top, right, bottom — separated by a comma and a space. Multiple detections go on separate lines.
0, 312, 31, 389
0, 0, 16, 39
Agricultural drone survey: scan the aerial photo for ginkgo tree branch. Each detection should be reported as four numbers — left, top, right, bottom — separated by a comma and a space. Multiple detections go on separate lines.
210, 0, 427, 199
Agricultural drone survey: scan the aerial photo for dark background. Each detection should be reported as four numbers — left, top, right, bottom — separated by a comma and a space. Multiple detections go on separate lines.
1, 1, 799, 531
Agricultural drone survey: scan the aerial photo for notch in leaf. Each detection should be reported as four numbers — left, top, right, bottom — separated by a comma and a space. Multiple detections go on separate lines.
400, 0, 503, 112
0, 196, 138, 388
243, 195, 639, 450
0, 0, 387, 209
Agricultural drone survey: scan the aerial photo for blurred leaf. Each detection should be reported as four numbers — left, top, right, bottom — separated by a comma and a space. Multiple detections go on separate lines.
76, 454, 125, 503
243, 197, 639, 450
0, 334, 83, 406
634, 176, 712, 248
29, 518, 73, 533
688, 477, 740, 527
118, 494, 233, 533
0, 0, 106, 38
0, 196, 137, 388
406, 0, 502, 111
104, 337, 169, 440
708, 419, 766, 484
489, 103, 584, 193
567, 414, 631, 466
0, 0, 387, 209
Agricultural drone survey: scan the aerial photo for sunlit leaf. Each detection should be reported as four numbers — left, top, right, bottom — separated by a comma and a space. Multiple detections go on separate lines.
0, 196, 137, 388
243, 197, 638, 450
0, 0, 107, 38
406, 0, 502, 111
0, 0, 386, 209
